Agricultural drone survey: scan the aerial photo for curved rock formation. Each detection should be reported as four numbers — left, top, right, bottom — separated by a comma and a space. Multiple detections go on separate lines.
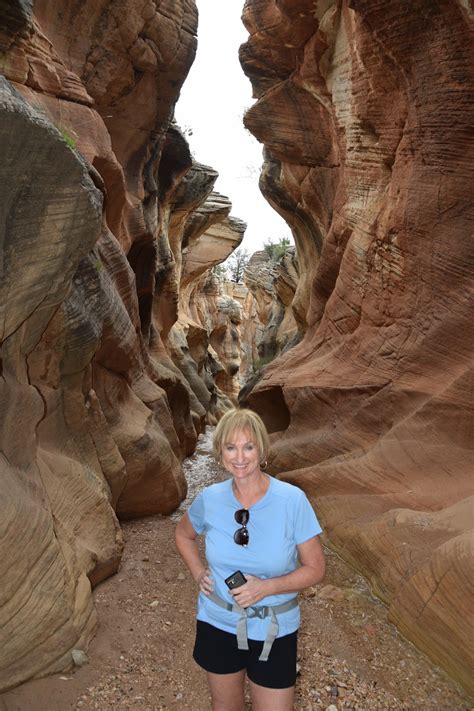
1, 76, 116, 691
226, 281, 260, 386
240, 0, 474, 692
244, 247, 299, 364
0, 0, 247, 691
168, 179, 247, 422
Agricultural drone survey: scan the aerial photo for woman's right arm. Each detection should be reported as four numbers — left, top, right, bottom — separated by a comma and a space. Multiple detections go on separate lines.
175, 512, 213, 594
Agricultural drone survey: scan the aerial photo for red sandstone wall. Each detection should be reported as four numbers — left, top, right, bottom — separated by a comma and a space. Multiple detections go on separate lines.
0, 0, 244, 689
241, 0, 474, 692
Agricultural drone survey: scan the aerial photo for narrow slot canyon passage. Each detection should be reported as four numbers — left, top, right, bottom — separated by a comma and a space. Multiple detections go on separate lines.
0, 0, 473, 707
0, 430, 470, 711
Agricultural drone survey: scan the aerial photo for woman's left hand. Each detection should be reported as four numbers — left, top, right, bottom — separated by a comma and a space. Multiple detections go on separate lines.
230, 574, 268, 608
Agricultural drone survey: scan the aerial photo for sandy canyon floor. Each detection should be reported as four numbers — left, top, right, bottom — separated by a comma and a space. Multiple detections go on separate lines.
0, 430, 472, 711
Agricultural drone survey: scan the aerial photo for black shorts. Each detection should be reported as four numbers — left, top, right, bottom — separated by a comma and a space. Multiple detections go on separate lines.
193, 620, 298, 689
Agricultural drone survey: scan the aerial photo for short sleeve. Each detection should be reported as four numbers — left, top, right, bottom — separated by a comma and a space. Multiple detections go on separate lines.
188, 490, 206, 534
293, 489, 323, 544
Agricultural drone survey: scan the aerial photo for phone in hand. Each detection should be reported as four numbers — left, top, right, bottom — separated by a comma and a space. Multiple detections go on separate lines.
225, 570, 247, 589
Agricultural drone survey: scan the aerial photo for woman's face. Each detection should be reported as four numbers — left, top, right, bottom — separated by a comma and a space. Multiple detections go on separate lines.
221, 429, 261, 481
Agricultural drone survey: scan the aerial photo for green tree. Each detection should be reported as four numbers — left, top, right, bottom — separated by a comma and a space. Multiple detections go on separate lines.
263, 237, 291, 262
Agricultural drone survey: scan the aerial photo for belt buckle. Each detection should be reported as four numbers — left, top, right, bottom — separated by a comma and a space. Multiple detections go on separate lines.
249, 605, 267, 620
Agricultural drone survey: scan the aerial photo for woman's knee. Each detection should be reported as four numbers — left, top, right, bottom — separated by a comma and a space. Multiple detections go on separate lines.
248, 679, 295, 711
207, 670, 246, 711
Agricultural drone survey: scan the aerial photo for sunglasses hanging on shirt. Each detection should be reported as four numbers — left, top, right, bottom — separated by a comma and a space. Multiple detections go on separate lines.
234, 508, 249, 546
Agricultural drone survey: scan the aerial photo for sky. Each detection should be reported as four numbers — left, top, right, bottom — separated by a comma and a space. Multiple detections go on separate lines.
174, 0, 293, 253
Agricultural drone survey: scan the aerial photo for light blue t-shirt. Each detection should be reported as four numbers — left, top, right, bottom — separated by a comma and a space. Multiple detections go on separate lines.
188, 476, 322, 640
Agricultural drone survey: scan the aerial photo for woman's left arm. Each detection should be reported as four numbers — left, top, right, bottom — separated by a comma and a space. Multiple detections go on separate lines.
230, 535, 326, 608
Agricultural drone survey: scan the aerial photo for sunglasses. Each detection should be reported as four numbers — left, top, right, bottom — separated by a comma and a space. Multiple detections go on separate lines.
234, 508, 249, 546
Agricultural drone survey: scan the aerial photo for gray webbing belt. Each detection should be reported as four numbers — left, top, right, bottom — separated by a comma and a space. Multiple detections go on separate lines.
207, 592, 298, 661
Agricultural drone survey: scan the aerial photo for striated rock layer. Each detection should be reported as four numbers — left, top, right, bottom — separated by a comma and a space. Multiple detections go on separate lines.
244, 247, 299, 364
240, 0, 474, 692
168, 177, 247, 421
0, 0, 246, 691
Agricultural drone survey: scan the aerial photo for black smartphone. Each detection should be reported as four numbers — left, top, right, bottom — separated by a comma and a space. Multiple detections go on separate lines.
225, 570, 247, 589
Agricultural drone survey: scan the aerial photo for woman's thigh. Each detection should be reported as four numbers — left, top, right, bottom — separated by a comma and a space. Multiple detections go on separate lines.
248, 678, 295, 711
206, 670, 246, 711
246, 631, 297, 689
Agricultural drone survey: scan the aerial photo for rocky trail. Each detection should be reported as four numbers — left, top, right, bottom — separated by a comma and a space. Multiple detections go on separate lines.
1, 430, 471, 711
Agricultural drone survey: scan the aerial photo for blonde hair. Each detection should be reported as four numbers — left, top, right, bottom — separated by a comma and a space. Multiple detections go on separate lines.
213, 408, 269, 465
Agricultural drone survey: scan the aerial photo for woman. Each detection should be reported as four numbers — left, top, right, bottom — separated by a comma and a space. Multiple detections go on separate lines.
175, 408, 325, 711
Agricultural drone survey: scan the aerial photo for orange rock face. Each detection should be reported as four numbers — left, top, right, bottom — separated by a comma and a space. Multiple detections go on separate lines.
0, 0, 252, 686
0, 0, 246, 691
241, 0, 474, 692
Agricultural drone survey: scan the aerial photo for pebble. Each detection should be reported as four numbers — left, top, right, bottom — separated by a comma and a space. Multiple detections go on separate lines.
72, 649, 88, 667
149, 600, 159, 607
318, 585, 346, 601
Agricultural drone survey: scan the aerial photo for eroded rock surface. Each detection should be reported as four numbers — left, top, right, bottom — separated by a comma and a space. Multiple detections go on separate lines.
244, 248, 299, 364
168, 182, 247, 422
0, 0, 247, 690
1, 76, 111, 692
240, 0, 474, 692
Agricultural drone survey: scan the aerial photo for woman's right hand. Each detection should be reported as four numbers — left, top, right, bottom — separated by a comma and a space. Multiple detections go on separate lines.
196, 568, 214, 595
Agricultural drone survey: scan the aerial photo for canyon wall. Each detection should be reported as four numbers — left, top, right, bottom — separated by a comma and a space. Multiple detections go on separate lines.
244, 247, 300, 364
169, 184, 247, 419
0, 0, 246, 690
240, 0, 474, 692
